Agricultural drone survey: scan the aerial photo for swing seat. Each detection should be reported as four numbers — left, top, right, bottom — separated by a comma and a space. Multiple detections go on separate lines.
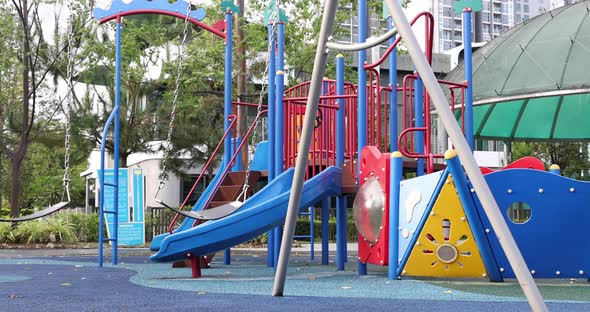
157, 201, 243, 221
0, 202, 69, 222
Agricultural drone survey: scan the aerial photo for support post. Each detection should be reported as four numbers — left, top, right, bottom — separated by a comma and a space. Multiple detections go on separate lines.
223, 10, 234, 266
273, 22, 286, 267
383, 0, 547, 310
336, 54, 346, 271
267, 22, 276, 267
388, 17, 398, 151
549, 164, 561, 175
321, 198, 330, 265
414, 74, 424, 176
388, 152, 402, 280
272, 0, 338, 296
463, 9, 474, 151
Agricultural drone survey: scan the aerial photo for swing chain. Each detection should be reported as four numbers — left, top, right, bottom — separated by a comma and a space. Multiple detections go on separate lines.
156, 3, 192, 197
238, 20, 278, 202
62, 3, 78, 202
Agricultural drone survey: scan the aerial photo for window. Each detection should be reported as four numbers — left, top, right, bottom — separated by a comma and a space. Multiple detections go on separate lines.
502, 15, 508, 24
442, 30, 451, 40
515, 13, 521, 21
524, 4, 529, 12
443, 17, 452, 28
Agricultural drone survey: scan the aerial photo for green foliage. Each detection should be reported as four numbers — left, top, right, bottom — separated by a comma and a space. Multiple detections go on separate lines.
45, 216, 76, 243
18, 142, 86, 209
295, 215, 357, 242
14, 220, 50, 244
65, 213, 100, 242
512, 142, 589, 179
0, 222, 16, 243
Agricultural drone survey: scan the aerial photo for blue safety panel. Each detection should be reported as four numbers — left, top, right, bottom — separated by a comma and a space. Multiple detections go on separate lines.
397, 170, 444, 264
150, 167, 342, 262
94, 0, 206, 21
250, 141, 269, 171
472, 169, 590, 278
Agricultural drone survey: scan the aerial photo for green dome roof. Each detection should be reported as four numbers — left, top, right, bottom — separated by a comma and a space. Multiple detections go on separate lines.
447, 1, 590, 102
446, 1, 590, 141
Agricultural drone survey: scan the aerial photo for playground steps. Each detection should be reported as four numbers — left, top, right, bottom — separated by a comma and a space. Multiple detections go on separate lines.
209, 170, 262, 208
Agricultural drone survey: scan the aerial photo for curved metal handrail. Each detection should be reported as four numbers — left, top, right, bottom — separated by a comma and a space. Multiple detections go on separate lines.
191, 110, 269, 227
364, 11, 434, 70
167, 115, 238, 233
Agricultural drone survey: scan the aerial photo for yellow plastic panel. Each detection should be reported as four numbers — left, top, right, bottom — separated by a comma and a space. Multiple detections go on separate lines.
402, 177, 488, 278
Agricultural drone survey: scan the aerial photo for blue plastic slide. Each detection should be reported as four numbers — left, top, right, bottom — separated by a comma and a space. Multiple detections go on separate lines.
149, 161, 228, 251
150, 166, 342, 262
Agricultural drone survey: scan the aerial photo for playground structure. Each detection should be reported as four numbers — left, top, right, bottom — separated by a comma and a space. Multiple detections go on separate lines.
92, 2, 581, 309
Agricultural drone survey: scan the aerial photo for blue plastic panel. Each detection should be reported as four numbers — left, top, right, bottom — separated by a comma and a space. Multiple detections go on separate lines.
94, 0, 206, 21
250, 140, 269, 171
397, 170, 444, 263
472, 169, 590, 278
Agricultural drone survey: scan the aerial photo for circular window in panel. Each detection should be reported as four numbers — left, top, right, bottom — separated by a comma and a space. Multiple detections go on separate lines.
352, 176, 385, 244
507, 202, 532, 224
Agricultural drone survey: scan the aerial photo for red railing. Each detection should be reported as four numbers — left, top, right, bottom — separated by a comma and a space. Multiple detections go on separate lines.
168, 114, 238, 233
283, 80, 358, 179
190, 109, 268, 227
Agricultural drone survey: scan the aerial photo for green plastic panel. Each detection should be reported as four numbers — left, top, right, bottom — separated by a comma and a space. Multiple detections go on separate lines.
553, 93, 590, 139
513, 97, 559, 139
479, 100, 524, 138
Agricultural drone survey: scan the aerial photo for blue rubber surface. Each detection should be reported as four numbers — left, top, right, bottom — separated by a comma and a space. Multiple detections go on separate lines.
1, 257, 589, 312
151, 167, 342, 262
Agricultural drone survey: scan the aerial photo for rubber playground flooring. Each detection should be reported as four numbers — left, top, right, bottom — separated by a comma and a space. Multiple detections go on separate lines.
0, 247, 589, 311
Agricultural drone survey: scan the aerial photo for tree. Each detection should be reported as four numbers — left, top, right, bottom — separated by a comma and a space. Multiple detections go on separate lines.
71, 12, 191, 168
512, 141, 589, 178
0, 0, 82, 217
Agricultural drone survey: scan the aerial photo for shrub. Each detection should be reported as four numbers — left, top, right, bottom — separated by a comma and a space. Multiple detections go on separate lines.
0, 223, 16, 243
14, 220, 50, 244
61, 213, 99, 242
45, 216, 75, 243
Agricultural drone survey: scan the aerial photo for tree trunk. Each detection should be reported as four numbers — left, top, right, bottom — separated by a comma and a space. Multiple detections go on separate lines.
11, 0, 31, 218
9, 154, 25, 218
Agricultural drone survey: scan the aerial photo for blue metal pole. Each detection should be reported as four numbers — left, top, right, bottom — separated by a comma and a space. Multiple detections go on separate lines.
388, 152, 402, 280
273, 22, 286, 268
310, 207, 315, 260
357, 0, 367, 175
267, 22, 276, 267
112, 17, 123, 266
414, 74, 424, 176
445, 150, 502, 282
549, 164, 561, 175
357, 0, 368, 277
223, 10, 234, 266
224, 11, 233, 167
321, 198, 330, 265
335, 54, 347, 270
275, 23, 285, 177
463, 9, 474, 151
388, 17, 398, 151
